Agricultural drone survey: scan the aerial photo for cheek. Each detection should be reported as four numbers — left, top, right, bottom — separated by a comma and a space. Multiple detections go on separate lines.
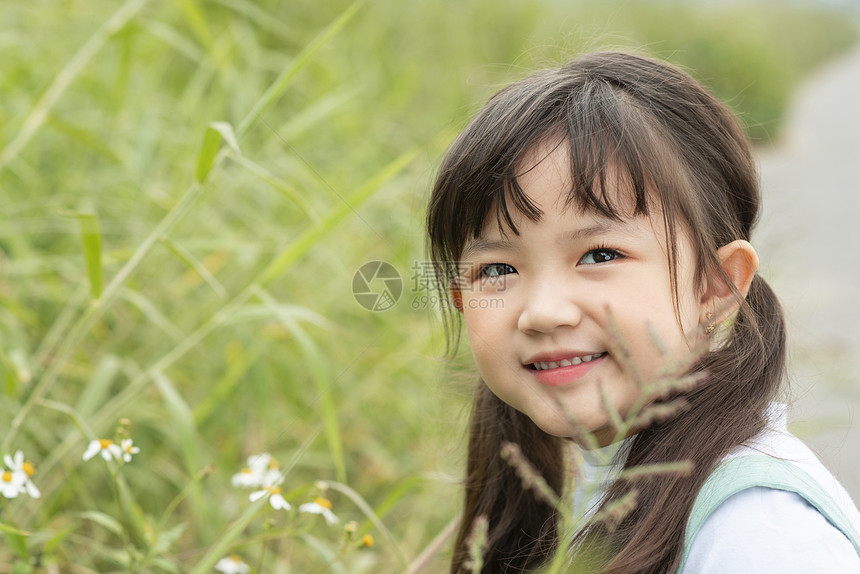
604, 290, 693, 366
462, 308, 510, 373
462, 309, 501, 358
462, 296, 510, 331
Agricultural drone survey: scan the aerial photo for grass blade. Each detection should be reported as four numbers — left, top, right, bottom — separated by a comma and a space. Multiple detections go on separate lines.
119, 288, 186, 342
151, 371, 200, 476
405, 514, 461, 574
151, 370, 210, 537
213, 0, 293, 41
160, 236, 228, 299
141, 19, 208, 65
299, 533, 349, 574
0, 523, 30, 537
75, 355, 123, 419
231, 154, 319, 222
177, 0, 213, 50
80, 147, 415, 450
2, 175, 209, 453
115, 472, 152, 551
62, 211, 103, 300
236, 1, 364, 138
195, 122, 239, 184
0, 344, 23, 396
46, 115, 123, 164
254, 287, 345, 483
5, 3, 374, 455
0, 0, 150, 174
258, 147, 418, 286
192, 344, 260, 426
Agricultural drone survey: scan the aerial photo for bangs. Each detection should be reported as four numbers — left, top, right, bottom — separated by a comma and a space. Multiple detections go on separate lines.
432, 69, 695, 261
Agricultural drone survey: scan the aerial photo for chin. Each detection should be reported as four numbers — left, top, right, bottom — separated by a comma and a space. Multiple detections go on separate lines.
527, 410, 614, 445
528, 413, 583, 440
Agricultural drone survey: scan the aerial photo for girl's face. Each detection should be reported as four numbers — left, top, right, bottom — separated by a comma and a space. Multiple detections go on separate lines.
457, 141, 707, 447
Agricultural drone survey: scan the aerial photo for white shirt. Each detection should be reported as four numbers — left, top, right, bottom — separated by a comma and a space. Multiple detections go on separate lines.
575, 404, 860, 572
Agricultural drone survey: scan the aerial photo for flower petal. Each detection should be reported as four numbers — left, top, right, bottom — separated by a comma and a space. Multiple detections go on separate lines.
25, 480, 40, 499
270, 494, 291, 510
82, 441, 100, 461
299, 502, 321, 514
322, 509, 339, 525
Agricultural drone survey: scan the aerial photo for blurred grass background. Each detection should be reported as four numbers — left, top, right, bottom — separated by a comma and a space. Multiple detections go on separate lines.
0, 0, 857, 571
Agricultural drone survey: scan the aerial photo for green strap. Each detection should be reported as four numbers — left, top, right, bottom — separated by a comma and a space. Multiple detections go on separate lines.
676, 455, 860, 573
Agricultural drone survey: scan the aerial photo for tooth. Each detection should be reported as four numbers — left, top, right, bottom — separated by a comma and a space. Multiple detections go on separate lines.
534, 355, 607, 371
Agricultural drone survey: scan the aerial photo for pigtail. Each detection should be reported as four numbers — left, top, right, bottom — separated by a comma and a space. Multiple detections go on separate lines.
451, 384, 564, 574
738, 273, 788, 387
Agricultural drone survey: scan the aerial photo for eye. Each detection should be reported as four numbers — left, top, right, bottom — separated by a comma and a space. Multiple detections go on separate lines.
579, 247, 621, 265
477, 263, 516, 279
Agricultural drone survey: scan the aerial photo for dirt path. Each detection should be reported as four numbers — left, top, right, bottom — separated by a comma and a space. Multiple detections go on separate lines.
756, 43, 860, 499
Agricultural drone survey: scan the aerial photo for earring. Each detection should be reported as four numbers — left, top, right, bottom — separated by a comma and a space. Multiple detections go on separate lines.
705, 312, 716, 335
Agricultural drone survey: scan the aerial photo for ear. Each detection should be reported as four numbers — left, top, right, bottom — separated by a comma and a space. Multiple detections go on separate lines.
450, 286, 464, 313
702, 239, 759, 321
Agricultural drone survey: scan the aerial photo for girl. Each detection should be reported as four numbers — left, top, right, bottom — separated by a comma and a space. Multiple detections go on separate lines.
426, 52, 860, 573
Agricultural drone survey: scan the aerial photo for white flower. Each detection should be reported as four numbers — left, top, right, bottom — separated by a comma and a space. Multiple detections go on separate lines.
83, 439, 123, 462
214, 555, 251, 574
249, 452, 283, 487
3, 451, 40, 498
230, 467, 258, 488
246, 452, 272, 474
249, 485, 291, 510
231, 452, 282, 489
1, 469, 25, 499
299, 497, 339, 525
120, 439, 140, 463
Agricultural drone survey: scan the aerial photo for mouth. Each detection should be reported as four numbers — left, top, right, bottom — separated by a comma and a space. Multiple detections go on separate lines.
525, 351, 607, 387
527, 352, 607, 371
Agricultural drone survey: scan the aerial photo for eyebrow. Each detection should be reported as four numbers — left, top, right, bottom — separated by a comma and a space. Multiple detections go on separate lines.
460, 219, 643, 261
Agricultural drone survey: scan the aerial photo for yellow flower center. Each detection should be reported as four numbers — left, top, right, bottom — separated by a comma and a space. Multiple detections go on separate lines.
98, 439, 113, 449
362, 534, 374, 548
240, 467, 252, 474
314, 497, 332, 509
268, 459, 279, 469
266, 486, 282, 495
229, 555, 242, 562
1, 471, 12, 482
22, 462, 35, 477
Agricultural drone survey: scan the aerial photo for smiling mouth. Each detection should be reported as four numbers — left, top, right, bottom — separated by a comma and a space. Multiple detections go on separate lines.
529, 352, 606, 371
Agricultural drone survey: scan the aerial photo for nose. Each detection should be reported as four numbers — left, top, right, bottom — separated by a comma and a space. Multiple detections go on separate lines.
517, 276, 583, 334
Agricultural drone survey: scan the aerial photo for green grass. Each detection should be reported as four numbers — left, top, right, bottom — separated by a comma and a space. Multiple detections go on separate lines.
0, 0, 856, 571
